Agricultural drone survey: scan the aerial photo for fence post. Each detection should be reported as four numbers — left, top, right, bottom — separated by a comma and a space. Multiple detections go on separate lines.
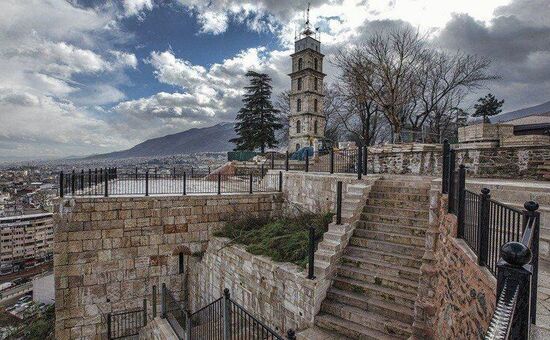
447, 150, 456, 213
287, 329, 297, 340
107, 313, 111, 339
217, 173, 221, 195
363, 146, 368, 175
305, 151, 309, 172
161, 283, 166, 318
145, 171, 149, 197
477, 188, 491, 266
336, 181, 342, 225
442, 139, 450, 194
271, 152, 275, 170
136, 167, 138, 180
285, 151, 289, 171
191, 167, 194, 178
357, 147, 363, 180
59, 171, 64, 198
71, 170, 75, 194
496, 242, 533, 339
249, 174, 253, 194
95, 168, 98, 188
330, 148, 334, 174
457, 165, 466, 238
279, 171, 283, 192
104, 170, 109, 197
80, 170, 84, 192
185, 310, 191, 340
143, 298, 147, 325
261, 163, 265, 177
152, 285, 157, 318
183, 172, 186, 196
223, 288, 231, 340
523, 201, 540, 324
88, 169, 92, 189
307, 226, 316, 280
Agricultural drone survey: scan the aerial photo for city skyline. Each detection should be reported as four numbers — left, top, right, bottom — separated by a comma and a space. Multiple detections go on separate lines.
1, 0, 549, 160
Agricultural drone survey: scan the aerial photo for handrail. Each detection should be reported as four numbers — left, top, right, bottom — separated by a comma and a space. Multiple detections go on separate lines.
521, 213, 537, 248
485, 279, 519, 340
229, 298, 284, 340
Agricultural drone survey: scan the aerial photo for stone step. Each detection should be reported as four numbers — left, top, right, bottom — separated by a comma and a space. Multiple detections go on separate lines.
363, 205, 429, 219
320, 300, 412, 338
340, 255, 421, 282
368, 191, 430, 202
325, 287, 414, 324
317, 239, 341, 253
344, 246, 423, 269
355, 220, 427, 237
314, 249, 334, 263
336, 265, 419, 295
360, 212, 428, 228
348, 237, 425, 258
366, 197, 429, 209
332, 276, 417, 309
353, 229, 426, 247
315, 313, 400, 340
373, 179, 431, 189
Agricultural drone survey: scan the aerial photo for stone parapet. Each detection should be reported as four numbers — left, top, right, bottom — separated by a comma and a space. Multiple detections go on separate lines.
53, 193, 282, 340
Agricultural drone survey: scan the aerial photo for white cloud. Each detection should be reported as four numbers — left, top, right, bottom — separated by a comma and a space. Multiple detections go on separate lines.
123, 0, 154, 17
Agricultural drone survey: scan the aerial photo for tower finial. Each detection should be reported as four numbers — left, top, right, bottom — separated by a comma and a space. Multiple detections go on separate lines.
301, 3, 314, 37
306, 2, 310, 27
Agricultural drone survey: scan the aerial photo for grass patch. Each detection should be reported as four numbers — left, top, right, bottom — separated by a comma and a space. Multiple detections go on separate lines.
214, 212, 333, 268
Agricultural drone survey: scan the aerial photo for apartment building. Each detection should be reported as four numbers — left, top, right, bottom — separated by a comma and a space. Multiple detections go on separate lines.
0, 213, 53, 272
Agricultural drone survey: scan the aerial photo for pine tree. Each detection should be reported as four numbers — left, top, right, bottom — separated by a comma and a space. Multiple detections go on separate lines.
231, 71, 282, 153
473, 93, 504, 123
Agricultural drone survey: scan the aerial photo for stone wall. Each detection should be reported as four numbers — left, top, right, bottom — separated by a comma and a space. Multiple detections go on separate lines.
53, 193, 282, 340
367, 144, 442, 176
190, 237, 326, 334
413, 191, 497, 339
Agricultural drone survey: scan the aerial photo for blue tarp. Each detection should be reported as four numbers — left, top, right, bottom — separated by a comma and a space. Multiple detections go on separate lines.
290, 147, 313, 161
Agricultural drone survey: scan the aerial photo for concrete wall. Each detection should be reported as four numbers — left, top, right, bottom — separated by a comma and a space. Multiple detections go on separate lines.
413, 191, 496, 339
190, 237, 326, 334
53, 193, 282, 340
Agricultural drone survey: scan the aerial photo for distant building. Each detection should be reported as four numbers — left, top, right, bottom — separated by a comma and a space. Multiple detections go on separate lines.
502, 112, 550, 136
288, 6, 326, 152
0, 213, 53, 271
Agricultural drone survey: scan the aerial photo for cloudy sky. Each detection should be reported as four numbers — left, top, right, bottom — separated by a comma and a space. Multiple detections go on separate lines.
1, 0, 549, 160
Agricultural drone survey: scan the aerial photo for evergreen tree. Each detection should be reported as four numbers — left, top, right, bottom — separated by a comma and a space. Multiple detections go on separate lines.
473, 93, 504, 123
231, 71, 282, 153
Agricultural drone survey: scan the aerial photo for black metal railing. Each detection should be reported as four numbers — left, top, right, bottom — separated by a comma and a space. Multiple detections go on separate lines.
59, 169, 283, 197
485, 201, 540, 339
160, 287, 295, 340
107, 299, 147, 339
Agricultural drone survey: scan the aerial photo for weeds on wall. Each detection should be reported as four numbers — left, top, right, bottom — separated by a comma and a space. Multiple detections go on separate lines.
214, 212, 333, 268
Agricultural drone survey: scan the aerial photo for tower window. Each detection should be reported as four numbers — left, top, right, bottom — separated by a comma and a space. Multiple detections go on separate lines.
297, 98, 302, 112
298, 58, 303, 71
314, 120, 318, 134
297, 78, 302, 91
314, 58, 318, 70
314, 78, 318, 91
314, 99, 318, 112
296, 120, 301, 133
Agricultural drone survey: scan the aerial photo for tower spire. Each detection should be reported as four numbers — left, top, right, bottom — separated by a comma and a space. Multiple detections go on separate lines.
301, 2, 314, 37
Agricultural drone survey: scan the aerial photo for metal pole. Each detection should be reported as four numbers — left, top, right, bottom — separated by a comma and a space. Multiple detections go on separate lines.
152, 285, 157, 318
336, 181, 342, 225
477, 188, 490, 266
305, 151, 309, 172
271, 152, 274, 170
285, 151, 289, 171
217, 173, 221, 195
357, 147, 363, 180
80, 170, 84, 192
88, 169, 92, 189
457, 165, 466, 238
307, 226, 316, 279
104, 169, 109, 197
59, 171, 64, 198
107, 313, 111, 339
161, 283, 166, 318
145, 171, 149, 197
442, 139, 449, 194
183, 172, 186, 195
71, 169, 75, 194
524, 201, 540, 324
279, 171, 283, 192
249, 174, 253, 194
330, 148, 334, 174
223, 288, 231, 340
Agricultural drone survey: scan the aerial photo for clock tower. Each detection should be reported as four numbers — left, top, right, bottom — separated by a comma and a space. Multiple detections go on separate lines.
288, 6, 326, 152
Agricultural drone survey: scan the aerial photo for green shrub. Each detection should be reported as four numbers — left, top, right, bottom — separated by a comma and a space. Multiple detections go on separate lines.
214, 212, 333, 267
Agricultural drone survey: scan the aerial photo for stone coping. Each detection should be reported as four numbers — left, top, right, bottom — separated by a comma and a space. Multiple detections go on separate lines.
57, 192, 282, 202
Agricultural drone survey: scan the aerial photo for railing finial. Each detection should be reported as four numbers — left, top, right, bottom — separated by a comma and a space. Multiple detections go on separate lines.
501, 242, 532, 267
524, 201, 539, 212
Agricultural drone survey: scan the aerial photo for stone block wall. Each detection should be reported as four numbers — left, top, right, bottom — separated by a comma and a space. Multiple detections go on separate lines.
367, 144, 442, 176
53, 193, 282, 340
413, 190, 496, 339
190, 237, 327, 334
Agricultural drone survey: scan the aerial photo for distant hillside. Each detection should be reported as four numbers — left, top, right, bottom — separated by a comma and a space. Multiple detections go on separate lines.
86, 122, 236, 159
493, 100, 550, 123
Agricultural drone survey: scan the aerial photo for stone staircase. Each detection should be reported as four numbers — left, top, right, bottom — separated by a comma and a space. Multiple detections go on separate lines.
314, 177, 432, 339
538, 159, 550, 180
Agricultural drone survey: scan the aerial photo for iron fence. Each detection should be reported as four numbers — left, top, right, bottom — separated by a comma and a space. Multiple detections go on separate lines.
59, 170, 282, 197
189, 296, 224, 339
107, 300, 147, 339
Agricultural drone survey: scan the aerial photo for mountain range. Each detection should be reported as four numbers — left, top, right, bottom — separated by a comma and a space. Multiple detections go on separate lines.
85, 122, 237, 159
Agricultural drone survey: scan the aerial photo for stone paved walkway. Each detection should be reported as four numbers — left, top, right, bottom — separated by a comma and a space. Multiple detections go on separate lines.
297, 326, 351, 340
